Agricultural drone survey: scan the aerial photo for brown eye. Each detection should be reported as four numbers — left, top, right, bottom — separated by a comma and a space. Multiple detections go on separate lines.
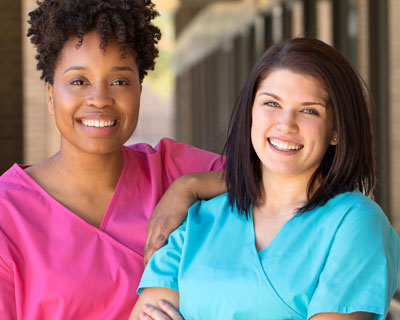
111, 79, 130, 86
71, 79, 85, 86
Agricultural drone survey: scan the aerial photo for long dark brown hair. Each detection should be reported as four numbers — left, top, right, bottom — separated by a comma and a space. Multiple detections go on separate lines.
224, 37, 375, 217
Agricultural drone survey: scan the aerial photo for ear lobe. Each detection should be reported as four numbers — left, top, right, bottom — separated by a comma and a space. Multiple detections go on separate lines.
46, 82, 55, 116
331, 132, 338, 145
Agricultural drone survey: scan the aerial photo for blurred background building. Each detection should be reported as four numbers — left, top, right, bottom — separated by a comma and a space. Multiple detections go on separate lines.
1, 0, 400, 315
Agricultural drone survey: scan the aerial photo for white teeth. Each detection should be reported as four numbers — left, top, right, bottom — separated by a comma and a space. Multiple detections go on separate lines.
269, 139, 301, 151
81, 120, 116, 128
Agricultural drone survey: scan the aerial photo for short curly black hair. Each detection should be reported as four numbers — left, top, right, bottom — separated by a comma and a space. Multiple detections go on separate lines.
27, 0, 161, 84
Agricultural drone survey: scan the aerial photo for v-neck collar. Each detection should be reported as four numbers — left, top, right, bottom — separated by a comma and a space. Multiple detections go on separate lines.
245, 206, 305, 318
248, 206, 299, 255
13, 146, 128, 232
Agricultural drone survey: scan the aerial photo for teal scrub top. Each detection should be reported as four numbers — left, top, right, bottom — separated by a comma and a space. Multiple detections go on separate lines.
138, 191, 400, 319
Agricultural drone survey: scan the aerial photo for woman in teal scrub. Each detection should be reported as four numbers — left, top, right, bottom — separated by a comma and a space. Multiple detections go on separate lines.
130, 38, 400, 320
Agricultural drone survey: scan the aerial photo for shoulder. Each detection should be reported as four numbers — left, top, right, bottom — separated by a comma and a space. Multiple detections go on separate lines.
309, 191, 399, 257
124, 138, 224, 179
308, 191, 400, 317
322, 191, 388, 227
126, 138, 221, 160
0, 164, 47, 226
124, 138, 208, 155
187, 193, 243, 230
321, 191, 399, 267
0, 164, 31, 198
190, 193, 231, 215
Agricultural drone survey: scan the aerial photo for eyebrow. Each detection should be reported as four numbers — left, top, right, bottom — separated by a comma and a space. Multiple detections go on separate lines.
258, 92, 326, 107
111, 66, 136, 74
63, 66, 136, 75
63, 66, 86, 74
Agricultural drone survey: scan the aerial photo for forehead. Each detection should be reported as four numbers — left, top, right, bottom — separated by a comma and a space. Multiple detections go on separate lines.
55, 31, 137, 71
256, 68, 329, 101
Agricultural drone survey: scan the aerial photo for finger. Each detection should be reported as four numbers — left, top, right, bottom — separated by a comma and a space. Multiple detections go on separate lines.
142, 304, 171, 320
139, 312, 154, 320
145, 231, 173, 266
144, 222, 159, 265
144, 223, 171, 266
145, 223, 166, 251
144, 232, 166, 266
158, 300, 183, 320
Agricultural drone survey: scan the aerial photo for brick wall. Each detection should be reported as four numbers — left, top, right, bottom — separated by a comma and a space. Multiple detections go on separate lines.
0, 0, 23, 173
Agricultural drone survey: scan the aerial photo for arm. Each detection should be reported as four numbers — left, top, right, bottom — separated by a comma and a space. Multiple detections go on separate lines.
310, 312, 373, 320
144, 170, 226, 265
308, 197, 397, 318
129, 287, 180, 320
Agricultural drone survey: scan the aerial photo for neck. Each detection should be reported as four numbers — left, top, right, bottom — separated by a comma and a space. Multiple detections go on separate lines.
47, 143, 124, 193
257, 172, 312, 217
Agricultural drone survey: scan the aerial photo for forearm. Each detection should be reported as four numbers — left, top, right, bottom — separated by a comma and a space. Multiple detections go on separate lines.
180, 170, 226, 200
310, 312, 374, 320
130, 287, 180, 320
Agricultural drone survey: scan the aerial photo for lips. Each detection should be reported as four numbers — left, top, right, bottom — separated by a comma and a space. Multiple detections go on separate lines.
268, 138, 303, 151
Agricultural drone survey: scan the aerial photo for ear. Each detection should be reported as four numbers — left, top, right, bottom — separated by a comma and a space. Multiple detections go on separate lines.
46, 82, 55, 116
330, 131, 338, 145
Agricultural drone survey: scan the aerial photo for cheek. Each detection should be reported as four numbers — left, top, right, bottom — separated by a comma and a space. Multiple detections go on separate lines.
312, 124, 334, 149
251, 109, 270, 137
52, 89, 81, 113
250, 120, 265, 154
122, 89, 141, 112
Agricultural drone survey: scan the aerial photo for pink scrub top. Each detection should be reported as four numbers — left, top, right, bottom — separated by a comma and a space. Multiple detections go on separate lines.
0, 138, 224, 320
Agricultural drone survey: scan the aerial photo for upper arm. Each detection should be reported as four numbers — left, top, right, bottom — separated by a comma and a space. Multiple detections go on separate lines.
308, 199, 399, 318
129, 287, 179, 320
310, 312, 374, 320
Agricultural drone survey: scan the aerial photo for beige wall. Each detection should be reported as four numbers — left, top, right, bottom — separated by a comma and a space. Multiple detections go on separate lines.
22, 0, 59, 164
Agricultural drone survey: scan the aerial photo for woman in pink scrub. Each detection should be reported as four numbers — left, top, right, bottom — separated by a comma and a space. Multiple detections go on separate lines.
0, 0, 224, 319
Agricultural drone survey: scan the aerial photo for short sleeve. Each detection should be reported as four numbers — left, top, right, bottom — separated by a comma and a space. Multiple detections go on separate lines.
137, 219, 187, 294
308, 203, 400, 319
0, 257, 17, 319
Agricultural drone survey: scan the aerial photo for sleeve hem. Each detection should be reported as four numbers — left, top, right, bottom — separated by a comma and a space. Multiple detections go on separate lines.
137, 278, 178, 295
308, 304, 383, 319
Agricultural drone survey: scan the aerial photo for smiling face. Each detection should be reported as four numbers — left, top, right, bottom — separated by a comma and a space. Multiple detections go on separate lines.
251, 69, 337, 183
47, 31, 141, 156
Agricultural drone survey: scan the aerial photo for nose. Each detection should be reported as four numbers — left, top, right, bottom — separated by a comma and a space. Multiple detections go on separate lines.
276, 110, 298, 133
87, 83, 114, 108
